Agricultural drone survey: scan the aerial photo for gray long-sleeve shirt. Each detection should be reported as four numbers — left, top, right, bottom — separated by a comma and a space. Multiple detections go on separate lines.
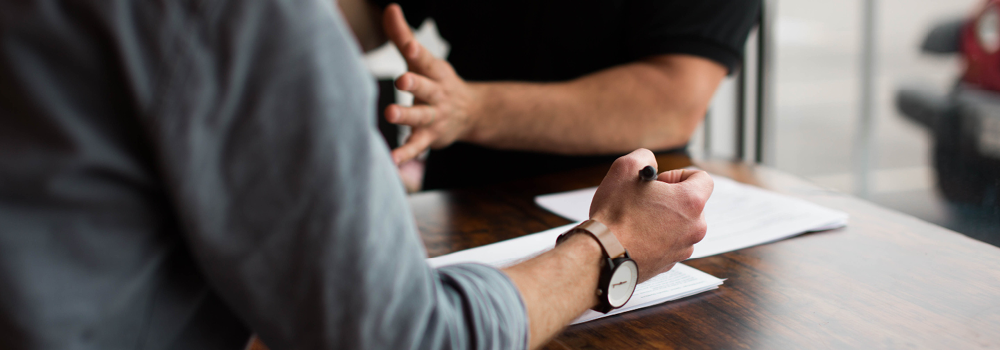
0, 1, 528, 349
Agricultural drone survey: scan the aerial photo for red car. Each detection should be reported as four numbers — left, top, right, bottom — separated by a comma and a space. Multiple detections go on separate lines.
897, 0, 1000, 208
896, 0, 1000, 243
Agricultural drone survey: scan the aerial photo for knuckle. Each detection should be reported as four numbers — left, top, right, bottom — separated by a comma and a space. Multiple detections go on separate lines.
677, 188, 701, 214
429, 89, 446, 103
420, 135, 435, 147
694, 191, 710, 211
681, 247, 695, 261
418, 54, 435, 69
694, 171, 715, 194
412, 107, 427, 121
613, 154, 642, 171
406, 74, 421, 89
438, 62, 457, 76
406, 109, 422, 124
629, 148, 655, 164
429, 60, 445, 73
413, 139, 428, 152
691, 220, 708, 243
393, 109, 408, 123
428, 57, 453, 73
680, 186, 709, 214
634, 148, 654, 159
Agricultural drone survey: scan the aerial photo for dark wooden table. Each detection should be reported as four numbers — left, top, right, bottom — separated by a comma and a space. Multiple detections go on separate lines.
410, 154, 1000, 349
252, 154, 1000, 349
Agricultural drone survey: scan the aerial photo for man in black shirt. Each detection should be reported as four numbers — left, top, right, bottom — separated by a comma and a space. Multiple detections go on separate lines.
360, 1, 759, 189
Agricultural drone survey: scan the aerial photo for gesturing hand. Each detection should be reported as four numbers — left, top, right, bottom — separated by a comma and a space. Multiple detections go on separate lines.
382, 4, 480, 165
589, 149, 714, 282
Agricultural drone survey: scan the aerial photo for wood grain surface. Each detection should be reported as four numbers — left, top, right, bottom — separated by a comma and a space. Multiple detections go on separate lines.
251, 154, 1000, 349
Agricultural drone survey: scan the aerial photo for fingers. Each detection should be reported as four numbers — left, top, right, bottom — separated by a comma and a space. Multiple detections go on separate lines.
657, 169, 704, 184
676, 170, 714, 194
397, 159, 425, 193
657, 169, 687, 184
395, 73, 443, 103
671, 171, 714, 219
648, 167, 713, 223
386, 72, 444, 126
385, 104, 437, 126
383, 4, 440, 76
402, 40, 439, 76
391, 129, 435, 164
659, 169, 712, 190
383, 4, 415, 53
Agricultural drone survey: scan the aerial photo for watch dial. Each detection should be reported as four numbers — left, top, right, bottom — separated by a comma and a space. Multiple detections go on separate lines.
607, 260, 638, 308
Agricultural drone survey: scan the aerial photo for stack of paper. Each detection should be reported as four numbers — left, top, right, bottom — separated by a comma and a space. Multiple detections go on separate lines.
535, 174, 849, 259
428, 172, 847, 324
427, 224, 724, 324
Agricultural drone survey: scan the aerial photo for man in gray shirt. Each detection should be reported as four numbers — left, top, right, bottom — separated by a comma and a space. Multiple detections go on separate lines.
0, 0, 713, 349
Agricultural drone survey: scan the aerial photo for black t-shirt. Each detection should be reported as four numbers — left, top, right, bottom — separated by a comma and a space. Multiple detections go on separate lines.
381, 0, 760, 189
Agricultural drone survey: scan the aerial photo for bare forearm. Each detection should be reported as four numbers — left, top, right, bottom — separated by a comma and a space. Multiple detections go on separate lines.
381, 18, 728, 164
497, 150, 713, 348
464, 56, 726, 155
502, 233, 602, 349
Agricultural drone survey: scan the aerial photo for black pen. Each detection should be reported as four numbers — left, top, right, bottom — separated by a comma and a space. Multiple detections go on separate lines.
639, 165, 657, 182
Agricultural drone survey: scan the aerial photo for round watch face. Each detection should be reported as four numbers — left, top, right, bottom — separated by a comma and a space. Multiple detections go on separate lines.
607, 260, 638, 308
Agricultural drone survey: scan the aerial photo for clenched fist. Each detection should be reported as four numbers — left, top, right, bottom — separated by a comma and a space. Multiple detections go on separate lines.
589, 149, 713, 282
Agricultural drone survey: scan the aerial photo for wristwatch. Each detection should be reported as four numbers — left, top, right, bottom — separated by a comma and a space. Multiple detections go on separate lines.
555, 220, 639, 313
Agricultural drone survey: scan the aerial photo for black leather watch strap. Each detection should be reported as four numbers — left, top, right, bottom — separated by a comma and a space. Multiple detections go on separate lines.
555, 219, 625, 259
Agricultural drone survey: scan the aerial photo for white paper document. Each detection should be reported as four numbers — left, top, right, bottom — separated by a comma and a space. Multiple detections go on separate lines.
428, 224, 724, 324
534, 174, 849, 259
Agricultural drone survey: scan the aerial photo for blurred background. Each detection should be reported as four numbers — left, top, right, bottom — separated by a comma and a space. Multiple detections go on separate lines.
365, 0, 1000, 247
762, 0, 999, 247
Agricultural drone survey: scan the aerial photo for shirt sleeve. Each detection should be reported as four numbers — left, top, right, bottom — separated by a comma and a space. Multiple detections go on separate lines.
624, 0, 761, 73
138, 0, 527, 349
